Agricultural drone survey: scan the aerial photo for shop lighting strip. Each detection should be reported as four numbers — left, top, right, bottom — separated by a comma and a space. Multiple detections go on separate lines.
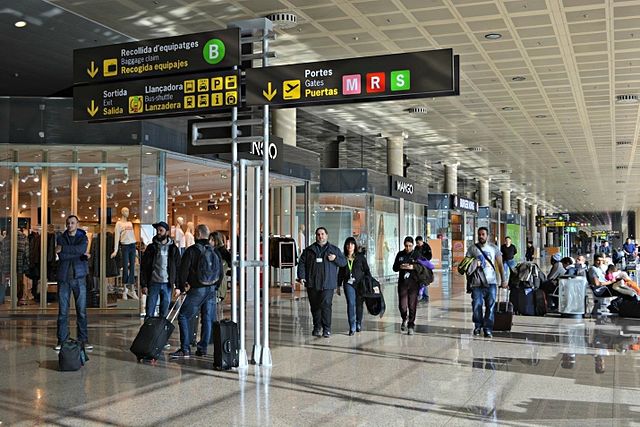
1, 162, 128, 169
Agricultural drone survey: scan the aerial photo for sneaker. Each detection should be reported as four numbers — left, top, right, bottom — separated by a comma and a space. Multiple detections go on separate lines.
407, 328, 415, 336
473, 328, 482, 336
164, 344, 171, 350
312, 329, 322, 337
484, 331, 493, 338
323, 331, 331, 338
401, 321, 407, 332
54, 343, 61, 351
83, 343, 94, 351
348, 331, 355, 336
355, 325, 362, 333
195, 348, 207, 357
170, 349, 190, 359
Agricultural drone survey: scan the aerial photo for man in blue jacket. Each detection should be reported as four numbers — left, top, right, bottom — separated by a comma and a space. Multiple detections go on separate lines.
55, 215, 91, 351
297, 227, 347, 338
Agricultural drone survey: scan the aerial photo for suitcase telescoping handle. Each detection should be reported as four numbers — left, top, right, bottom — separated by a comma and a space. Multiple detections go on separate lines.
167, 294, 187, 323
498, 287, 510, 304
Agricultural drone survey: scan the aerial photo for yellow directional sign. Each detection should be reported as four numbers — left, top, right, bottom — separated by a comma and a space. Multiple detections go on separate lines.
263, 82, 277, 101
283, 79, 301, 100
87, 100, 98, 117
103, 58, 118, 77
86, 61, 99, 78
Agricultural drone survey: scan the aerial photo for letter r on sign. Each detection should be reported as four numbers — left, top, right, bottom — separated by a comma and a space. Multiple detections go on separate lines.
366, 72, 385, 93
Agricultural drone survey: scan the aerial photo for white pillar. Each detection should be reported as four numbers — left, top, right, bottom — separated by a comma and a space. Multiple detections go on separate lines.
479, 179, 490, 206
518, 198, 526, 216
529, 203, 537, 241
271, 108, 296, 146
540, 208, 546, 248
444, 163, 458, 194
387, 136, 404, 176
502, 189, 511, 214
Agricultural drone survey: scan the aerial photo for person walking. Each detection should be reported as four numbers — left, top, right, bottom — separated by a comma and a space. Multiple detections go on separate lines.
392, 236, 420, 335
140, 221, 181, 319
525, 241, 535, 262
55, 215, 92, 351
337, 237, 371, 335
297, 227, 347, 338
500, 236, 517, 282
415, 236, 432, 302
171, 224, 222, 358
466, 227, 506, 338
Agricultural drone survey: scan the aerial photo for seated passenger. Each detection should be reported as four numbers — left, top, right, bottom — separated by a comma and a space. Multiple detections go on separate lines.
540, 253, 565, 308
561, 257, 577, 276
605, 265, 640, 299
587, 253, 627, 299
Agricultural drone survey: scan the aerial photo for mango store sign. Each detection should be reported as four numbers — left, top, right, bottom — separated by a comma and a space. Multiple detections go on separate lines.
390, 175, 416, 200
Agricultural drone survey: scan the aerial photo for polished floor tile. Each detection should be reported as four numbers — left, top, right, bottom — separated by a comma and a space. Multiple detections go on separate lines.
1, 273, 640, 426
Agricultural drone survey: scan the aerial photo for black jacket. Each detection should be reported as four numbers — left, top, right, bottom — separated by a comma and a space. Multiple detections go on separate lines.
178, 239, 217, 292
525, 246, 534, 261
392, 249, 419, 286
140, 236, 181, 288
501, 244, 517, 261
416, 242, 432, 261
297, 241, 347, 290
338, 253, 371, 289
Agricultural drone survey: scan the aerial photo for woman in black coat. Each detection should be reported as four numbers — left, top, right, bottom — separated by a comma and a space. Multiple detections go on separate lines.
338, 237, 371, 335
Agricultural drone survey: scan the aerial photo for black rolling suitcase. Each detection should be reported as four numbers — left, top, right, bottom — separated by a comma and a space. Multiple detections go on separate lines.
213, 320, 239, 370
189, 313, 199, 346
130, 295, 185, 361
494, 289, 514, 332
618, 300, 640, 318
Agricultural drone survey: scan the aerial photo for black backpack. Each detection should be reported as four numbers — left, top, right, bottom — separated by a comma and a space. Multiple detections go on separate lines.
196, 243, 222, 286
58, 339, 88, 371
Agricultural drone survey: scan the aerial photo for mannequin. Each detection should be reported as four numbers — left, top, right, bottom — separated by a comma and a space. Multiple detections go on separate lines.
297, 224, 306, 256
184, 221, 195, 248
111, 207, 138, 300
175, 216, 185, 254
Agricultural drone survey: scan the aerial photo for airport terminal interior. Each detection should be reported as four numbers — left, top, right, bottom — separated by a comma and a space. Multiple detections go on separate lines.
1, 0, 640, 425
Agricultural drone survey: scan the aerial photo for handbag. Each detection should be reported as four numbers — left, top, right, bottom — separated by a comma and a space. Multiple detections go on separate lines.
458, 256, 475, 275
466, 244, 496, 291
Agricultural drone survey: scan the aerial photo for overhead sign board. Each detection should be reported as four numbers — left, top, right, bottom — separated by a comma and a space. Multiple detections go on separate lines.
73, 70, 239, 122
452, 195, 478, 212
389, 175, 416, 201
245, 49, 457, 107
73, 28, 240, 85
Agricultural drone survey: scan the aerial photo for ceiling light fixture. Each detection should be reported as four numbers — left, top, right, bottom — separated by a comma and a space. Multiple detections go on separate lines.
265, 12, 298, 29
615, 94, 639, 104
512, 76, 526, 81
535, 115, 546, 118
14, 21, 27, 28
407, 106, 428, 114
484, 33, 502, 40
501, 106, 514, 111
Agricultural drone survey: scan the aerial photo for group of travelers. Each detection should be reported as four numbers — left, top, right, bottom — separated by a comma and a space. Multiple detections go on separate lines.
55, 216, 229, 359
297, 227, 434, 337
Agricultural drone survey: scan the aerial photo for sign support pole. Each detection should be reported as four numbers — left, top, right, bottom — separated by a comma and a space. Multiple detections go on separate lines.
251, 165, 262, 363
231, 83, 239, 325
238, 159, 248, 369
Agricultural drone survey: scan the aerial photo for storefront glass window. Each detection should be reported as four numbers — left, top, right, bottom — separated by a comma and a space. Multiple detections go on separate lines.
369, 195, 399, 280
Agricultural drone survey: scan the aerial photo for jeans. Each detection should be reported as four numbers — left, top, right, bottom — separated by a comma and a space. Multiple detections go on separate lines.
419, 284, 430, 300
307, 288, 334, 333
57, 277, 88, 344
121, 243, 136, 285
343, 283, 364, 332
177, 286, 216, 353
398, 281, 420, 328
145, 282, 171, 319
503, 259, 516, 282
471, 284, 497, 333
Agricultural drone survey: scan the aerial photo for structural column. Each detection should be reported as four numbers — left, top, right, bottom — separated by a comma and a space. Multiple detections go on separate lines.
635, 208, 640, 240
539, 208, 547, 248
502, 189, 511, 214
444, 163, 457, 194
478, 179, 490, 206
272, 108, 296, 147
517, 198, 526, 217
387, 136, 404, 177
529, 203, 537, 242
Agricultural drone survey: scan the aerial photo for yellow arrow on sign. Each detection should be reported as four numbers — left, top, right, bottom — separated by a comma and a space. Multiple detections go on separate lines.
86, 61, 99, 78
87, 100, 99, 117
262, 81, 277, 101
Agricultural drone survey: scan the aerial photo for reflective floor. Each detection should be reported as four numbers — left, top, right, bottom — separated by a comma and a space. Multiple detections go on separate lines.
1, 272, 640, 426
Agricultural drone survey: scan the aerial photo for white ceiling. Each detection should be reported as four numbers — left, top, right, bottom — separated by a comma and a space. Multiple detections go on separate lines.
14, 0, 640, 214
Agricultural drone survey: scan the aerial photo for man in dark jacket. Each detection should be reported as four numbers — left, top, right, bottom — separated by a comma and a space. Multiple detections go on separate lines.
55, 215, 91, 351
500, 237, 518, 282
393, 236, 421, 335
297, 227, 347, 338
140, 221, 180, 319
171, 224, 221, 358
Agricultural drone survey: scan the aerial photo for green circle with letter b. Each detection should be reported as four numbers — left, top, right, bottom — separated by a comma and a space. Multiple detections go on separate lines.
203, 38, 226, 65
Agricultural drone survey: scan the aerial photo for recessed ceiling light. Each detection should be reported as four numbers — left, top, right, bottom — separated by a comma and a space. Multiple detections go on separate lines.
407, 106, 427, 114
484, 33, 502, 40
616, 140, 632, 146
265, 12, 298, 29
512, 76, 526, 81
535, 114, 547, 118
531, 142, 541, 145
145, 152, 153, 155
615, 94, 638, 104
14, 21, 27, 28
501, 106, 514, 111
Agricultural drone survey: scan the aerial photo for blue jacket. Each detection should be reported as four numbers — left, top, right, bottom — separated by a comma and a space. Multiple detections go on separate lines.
56, 229, 89, 281
297, 242, 347, 290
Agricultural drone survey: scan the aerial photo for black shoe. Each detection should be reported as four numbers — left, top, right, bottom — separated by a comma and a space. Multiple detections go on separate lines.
401, 321, 407, 332
170, 349, 191, 359
323, 331, 331, 338
195, 349, 207, 357
484, 331, 493, 338
473, 328, 482, 336
312, 329, 322, 337
355, 325, 361, 333
348, 331, 355, 336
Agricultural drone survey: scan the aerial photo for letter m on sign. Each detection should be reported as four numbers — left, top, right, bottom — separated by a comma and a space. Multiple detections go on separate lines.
342, 74, 361, 95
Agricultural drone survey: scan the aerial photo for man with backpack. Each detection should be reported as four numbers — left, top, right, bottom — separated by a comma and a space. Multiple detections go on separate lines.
171, 224, 222, 358
140, 221, 181, 319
